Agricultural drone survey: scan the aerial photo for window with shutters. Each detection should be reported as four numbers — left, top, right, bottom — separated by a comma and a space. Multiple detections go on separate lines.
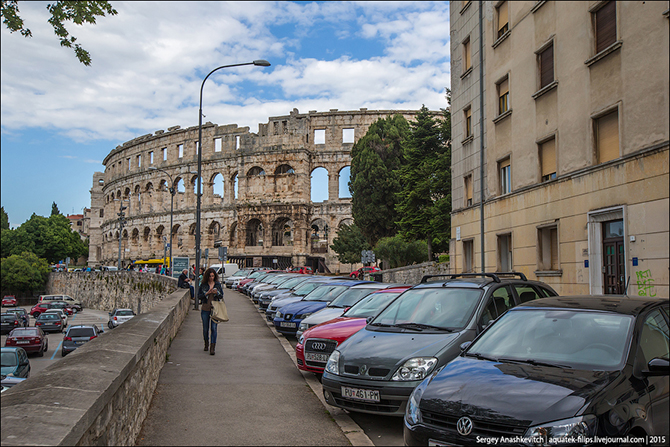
594, 1, 616, 54
496, 2, 509, 39
464, 174, 473, 207
539, 137, 557, 182
464, 107, 472, 139
497, 77, 509, 115
537, 224, 560, 272
539, 43, 554, 89
499, 157, 511, 194
463, 37, 472, 73
595, 110, 619, 164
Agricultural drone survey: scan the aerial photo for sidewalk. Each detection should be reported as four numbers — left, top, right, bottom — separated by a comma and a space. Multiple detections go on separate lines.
136, 289, 367, 446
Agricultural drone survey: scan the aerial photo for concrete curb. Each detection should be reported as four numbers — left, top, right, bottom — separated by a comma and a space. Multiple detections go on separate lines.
260, 307, 375, 447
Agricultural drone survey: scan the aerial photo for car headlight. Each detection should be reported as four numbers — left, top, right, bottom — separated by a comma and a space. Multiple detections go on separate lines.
391, 357, 438, 381
405, 380, 428, 426
276, 312, 282, 319
299, 322, 309, 331
325, 350, 340, 375
298, 334, 304, 344
525, 415, 597, 444
296, 312, 312, 320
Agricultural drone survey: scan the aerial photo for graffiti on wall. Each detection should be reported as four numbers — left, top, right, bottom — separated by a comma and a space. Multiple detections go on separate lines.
636, 269, 656, 297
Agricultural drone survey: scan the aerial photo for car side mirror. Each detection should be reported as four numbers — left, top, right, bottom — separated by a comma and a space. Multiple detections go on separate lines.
366, 316, 374, 324
460, 341, 472, 351
645, 357, 670, 376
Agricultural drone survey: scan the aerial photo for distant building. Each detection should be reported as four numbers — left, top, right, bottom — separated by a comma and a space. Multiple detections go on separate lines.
66, 213, 86, 240
449, 1, 669, 297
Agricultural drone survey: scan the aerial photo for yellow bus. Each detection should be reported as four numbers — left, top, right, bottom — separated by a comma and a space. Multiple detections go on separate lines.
133, 258, 170, 270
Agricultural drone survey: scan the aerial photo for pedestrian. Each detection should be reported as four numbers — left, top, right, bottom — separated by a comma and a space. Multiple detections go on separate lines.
198, 266, 205, 284
160, 265, 166, 275
198, 267, 224, 355
178, 269, 194, 298
155, 264, 161, 274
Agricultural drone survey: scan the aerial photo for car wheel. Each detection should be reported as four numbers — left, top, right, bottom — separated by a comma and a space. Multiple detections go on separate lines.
108, 321, 114, 329
61, 350, 67, 357
32, 312, 40, 318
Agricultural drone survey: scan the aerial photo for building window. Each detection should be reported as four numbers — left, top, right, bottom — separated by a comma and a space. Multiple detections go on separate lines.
594, 1, 616, 54
497, 1, 509, 39
100, 209, 104, 218
178, 144, 184, 158
538, 224, 559, 271
214, 138, 222, 152
127, 158, 131, 170
342, 128, 355, 144
464, 175, 473, 207
314, 129, 326, 145
149, 151, 154, 164
464, 107, 472, 138
596, 110, 619, 164
539, 42, 554, 89
235, 135, 240, 150
497, 77, 509, 115
497, 233, 513, 272
499, 157, 511, 194
162, 147, 167, 161
463, 37, 472, 72
539, 137, 557, 181
137, 154, 141, 168
463, 239, 474, 273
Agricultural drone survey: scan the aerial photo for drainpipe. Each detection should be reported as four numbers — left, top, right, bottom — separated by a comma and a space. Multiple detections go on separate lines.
479, 0, 486, 273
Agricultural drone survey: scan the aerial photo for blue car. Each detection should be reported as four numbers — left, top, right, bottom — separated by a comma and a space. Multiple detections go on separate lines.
1, 347, 30, 378
274, 281, 369, 335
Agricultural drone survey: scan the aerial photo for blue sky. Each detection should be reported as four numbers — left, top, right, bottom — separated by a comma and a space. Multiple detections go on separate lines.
1, 1, 451, 228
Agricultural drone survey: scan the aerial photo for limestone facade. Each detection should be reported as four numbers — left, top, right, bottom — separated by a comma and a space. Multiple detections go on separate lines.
91, 108, 422, 272
449, 1, 669, 297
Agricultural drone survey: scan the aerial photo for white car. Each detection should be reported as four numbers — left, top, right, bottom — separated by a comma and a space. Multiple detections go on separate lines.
108, 308, 136, 329
43, 309, 68, 328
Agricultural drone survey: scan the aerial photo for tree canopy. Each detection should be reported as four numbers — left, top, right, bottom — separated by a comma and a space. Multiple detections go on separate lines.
374, 235, 428, 270
1, 251, 51, 293
349, 114, 410, 247
1, 0, 117, 66
51, 201, 60, 216
330, 223, 370, 265
1, 206, 8, 230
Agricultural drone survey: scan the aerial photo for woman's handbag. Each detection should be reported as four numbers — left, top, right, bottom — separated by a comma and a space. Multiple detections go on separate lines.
211, 299, 229, 323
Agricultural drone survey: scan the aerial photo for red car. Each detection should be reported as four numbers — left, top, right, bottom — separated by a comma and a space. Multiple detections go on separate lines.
296, 287, 410, 374
349, 266, 381, 279
30, 301, 73, 318
2, 295, 17, 307
5, 327, 49, 356
289, 266, 313, 274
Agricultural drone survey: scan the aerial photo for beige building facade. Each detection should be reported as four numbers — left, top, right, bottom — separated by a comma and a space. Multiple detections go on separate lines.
90, 108, 421, 272
450, 1, 669, 297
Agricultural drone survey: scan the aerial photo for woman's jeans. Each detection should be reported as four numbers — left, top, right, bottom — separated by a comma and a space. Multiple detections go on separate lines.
201, 310, 218, 344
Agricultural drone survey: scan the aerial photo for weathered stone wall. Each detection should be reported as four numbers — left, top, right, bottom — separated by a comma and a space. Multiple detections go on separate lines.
380, 261, 451, 285
0, 287, 191, 446
47, 271, 178, 314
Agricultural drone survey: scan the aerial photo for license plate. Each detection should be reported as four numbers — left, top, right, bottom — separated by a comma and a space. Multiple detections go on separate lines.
280, 322, 296, 328
17, 341, 29, 344
305, 352, 330, 362
341, 386, 380, 402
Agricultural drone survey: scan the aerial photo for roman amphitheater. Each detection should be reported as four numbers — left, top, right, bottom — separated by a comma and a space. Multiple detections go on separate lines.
87, 108, 421, 273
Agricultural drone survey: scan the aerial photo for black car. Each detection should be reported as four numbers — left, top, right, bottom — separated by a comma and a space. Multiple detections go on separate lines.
1, 313, 22, 335
4, 308, 29, 327
322, 273, 558, 416
404, 296, 669, 446
62, 325, 101, 356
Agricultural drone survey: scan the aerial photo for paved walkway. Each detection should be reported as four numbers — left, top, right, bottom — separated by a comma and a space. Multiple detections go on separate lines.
136, 289, 373, 446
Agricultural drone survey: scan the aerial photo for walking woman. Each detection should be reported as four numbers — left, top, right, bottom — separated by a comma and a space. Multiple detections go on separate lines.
198, 267, 224, 355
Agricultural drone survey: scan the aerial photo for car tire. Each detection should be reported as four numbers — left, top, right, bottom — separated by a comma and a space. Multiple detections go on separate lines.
32, 312, 40, 318
61, 350, 67, 357
108, 321, 114, 329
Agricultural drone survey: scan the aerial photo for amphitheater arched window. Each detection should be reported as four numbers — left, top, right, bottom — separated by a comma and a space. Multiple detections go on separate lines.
159, 180, 167, 192
189, 223, 197, 235
145, 182, 154, 194
229, 222, 238, 248
122, 229, 129, 239
131, 228, 139, 241
272, 218, 293, 247
191, 175, 202, 195
275, 164, 295, 175
156, 225, 164, 238
338, 166, 352, 199
245, 219, 264, 247
172, 224, 181, 249
124, 187, 131, 198
310, 219, 329, 254
143, 227, 151, 242
209, 221, 221, 236
116, 190, 122, 200
247, 166, 265, 176
135, 185, 141, 209
232, 173, 238, 200
310, 167, 328, 202
338, 218, 354, 228
211, 173, 224, 201
175, 177, 185, 193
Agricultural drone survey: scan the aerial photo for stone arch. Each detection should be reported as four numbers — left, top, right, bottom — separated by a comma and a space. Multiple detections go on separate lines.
338, 166, 352, 199
143, 226, 151, 242
175, 177, 185, 193
131, 228, 139, 241
245, 218, 264, 247
191, 175, 203, 196
275, 164, 295, 175
124, 187, 131, 198
310, 218, 329, 254
272, 217, 294, 247
173, 224, 182, 249
209, 221, 221, 236
229, 222, 238, 249
232, 172, 239, 200
338, 218, 354, 228
210, 172, 224, 204
247, 166, 265, 176
310, 167, 328, 202
189, 223, 197, 235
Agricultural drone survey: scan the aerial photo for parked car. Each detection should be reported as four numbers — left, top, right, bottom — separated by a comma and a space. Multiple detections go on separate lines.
34, 312, 64, 333
1, 313, 22, 335
265, 277, 350, 322
289, 266, 313, 274
273, 281, 368, 336
1, 375, 26, 393
62, 325, 101, 356
2, 295, 17, 307
297, 286, 411, 375
43, 309, 68, 328
404, 295, 670, 445
251, 274, 301, 303
322, 273, 558, 416
224, 269, 255, 288
0, 347, 30, 378
39, 294, 82, 312
107, 308, 136, 329
4, 327, 48, 356
30, 301, 73, 318
350, 266, 381, 279
257, 275, 314, 310
3, 308, 29, 327
238, 271, 277, 295
47, 301, 75, 316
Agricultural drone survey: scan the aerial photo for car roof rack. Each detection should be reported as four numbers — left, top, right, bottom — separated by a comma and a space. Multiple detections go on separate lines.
419, 272, 528, 284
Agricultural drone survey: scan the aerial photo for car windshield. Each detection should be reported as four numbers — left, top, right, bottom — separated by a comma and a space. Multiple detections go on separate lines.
303, 285, 349, 302
1, 352, 18, 367
293, 281, 327, 296
1, 315, 16, 322
280, 276, 310, 290
117, 310, 134, 316
372, 288, 482, 330
269, 275, 292, 285
328, 288, 378, 308
247, 271, 265, 279
232, 270, 251, 277
38, 314, 59, 320
467, 309, 634, 370
68, 328, 95, 337
11, 329, 38, 336
344, 292, 404, 318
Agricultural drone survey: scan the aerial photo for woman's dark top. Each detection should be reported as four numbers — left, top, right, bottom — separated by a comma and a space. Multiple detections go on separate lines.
198, 281, 224, 311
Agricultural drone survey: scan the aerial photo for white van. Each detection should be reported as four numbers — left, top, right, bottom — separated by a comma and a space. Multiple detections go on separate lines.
210, 263, 240, 278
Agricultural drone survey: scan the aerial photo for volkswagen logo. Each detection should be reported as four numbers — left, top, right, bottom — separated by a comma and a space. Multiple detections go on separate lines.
456, 417, 473, 436
311, 342, 327, 351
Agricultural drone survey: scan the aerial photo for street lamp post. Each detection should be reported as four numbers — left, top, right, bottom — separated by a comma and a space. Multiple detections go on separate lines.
149, 167, 176, 275
115, 199, 129, 270
194, 59, 270, 310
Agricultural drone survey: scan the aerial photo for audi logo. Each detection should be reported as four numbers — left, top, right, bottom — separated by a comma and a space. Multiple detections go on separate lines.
311, 342, 327, 351
456, 416, 473, 436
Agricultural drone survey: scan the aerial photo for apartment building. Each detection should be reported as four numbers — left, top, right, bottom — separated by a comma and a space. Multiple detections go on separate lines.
450, 1, 669, 297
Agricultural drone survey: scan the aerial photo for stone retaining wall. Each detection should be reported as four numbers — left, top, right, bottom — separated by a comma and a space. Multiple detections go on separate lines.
379, 261, 451, 284
0, 287, 191, 446
47, 271, 178, 314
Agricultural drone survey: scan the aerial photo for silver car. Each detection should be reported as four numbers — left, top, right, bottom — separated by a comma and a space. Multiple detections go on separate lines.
108, 308, 136, 329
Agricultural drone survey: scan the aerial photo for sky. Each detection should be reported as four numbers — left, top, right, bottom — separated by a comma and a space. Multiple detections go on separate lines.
1, 1, 451, 229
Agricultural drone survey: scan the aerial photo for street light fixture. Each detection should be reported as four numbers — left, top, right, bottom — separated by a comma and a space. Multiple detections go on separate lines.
149, 167, 176, 275
194, 59, 270, 310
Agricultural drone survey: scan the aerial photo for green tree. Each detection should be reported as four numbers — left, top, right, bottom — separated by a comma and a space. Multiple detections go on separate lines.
1, 206, 8, 230
51, 201, 60, 216
350, 114, 410, 246
395, 98, 452, 260
330, 223, 370, 265
1, 0, 117, 66
1, 251, 51, 293
374, 235, 428, 269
